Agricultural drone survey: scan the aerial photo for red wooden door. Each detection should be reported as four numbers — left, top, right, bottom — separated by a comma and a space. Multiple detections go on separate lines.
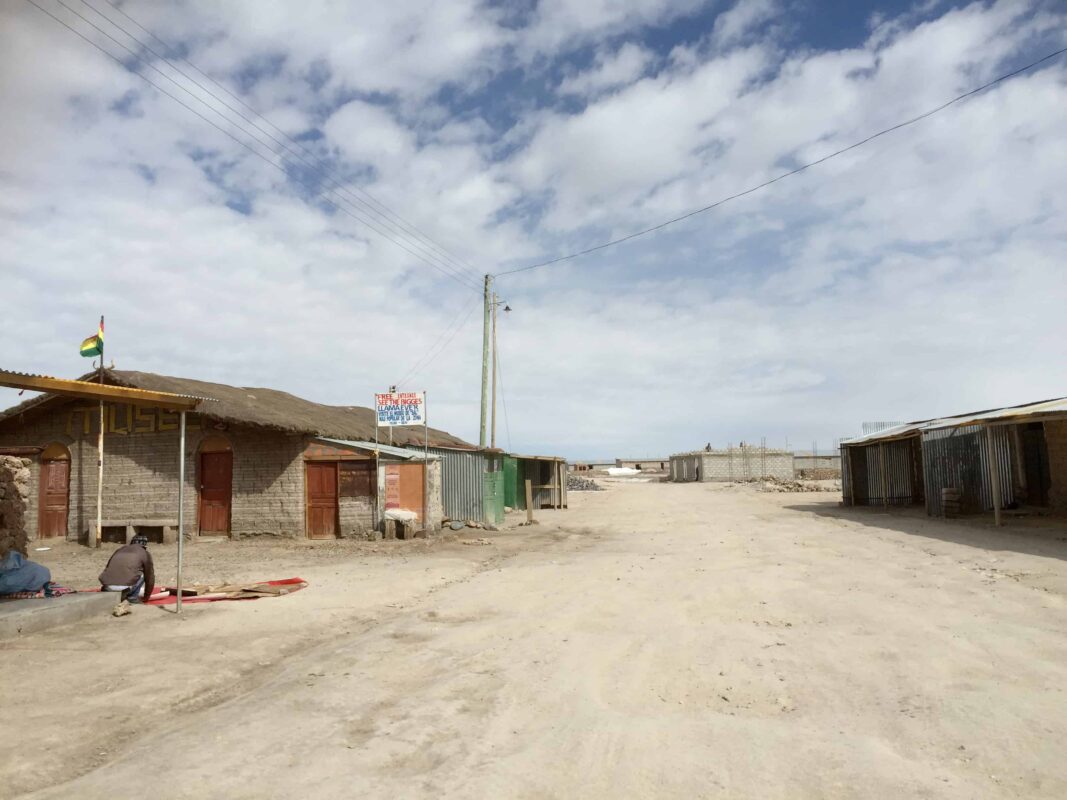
306, 462, 338, 539
199, 451, 232, 534
38, 460, 70, 538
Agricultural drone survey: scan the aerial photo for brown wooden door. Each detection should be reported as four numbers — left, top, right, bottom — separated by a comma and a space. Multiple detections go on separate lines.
38, 460, 70, 538
306, 462, 338, 539
199, 451, 232, 534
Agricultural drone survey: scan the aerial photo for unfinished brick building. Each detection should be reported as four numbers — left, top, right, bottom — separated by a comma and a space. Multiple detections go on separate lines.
0, 370, 471, 544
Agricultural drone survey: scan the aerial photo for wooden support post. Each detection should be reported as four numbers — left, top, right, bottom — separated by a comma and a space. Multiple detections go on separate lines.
987, 426, 1003, 527
525, 479, 534, 524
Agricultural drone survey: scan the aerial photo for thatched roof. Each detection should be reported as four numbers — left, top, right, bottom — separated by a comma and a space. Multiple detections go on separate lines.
0, 368, 473, 449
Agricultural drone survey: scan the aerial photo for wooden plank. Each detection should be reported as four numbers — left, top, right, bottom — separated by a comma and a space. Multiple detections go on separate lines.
525, 479, 534, 524
0, 370, 201, 410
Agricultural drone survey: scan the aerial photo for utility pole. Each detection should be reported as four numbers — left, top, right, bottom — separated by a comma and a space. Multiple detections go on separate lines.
491, 291, 499, 449
479, 274, 492, 448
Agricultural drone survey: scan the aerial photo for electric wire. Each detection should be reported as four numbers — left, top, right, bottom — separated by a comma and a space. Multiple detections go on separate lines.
395, 294, 482, 387
81, 0, 483, 286
496, 45, 1067, 277
25, 0, 482, 293
51, 0, 480, 292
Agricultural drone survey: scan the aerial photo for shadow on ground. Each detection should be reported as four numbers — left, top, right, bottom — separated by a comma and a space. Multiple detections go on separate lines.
785, 500, 1067, 561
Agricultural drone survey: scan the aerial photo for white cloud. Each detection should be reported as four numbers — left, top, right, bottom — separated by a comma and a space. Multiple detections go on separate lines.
558, 42, 656, 96
711, 0, 781, 48
1, 0, 1065, 457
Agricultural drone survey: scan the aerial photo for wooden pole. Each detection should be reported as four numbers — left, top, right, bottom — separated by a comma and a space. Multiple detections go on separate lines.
94, 315, 104, 548
176, 410, 186, 613
479, 274, 491, 447
423, 392, 429, 532
490, 292, 498, 449
986, 426, 1003, 527
525, 479, 534, 524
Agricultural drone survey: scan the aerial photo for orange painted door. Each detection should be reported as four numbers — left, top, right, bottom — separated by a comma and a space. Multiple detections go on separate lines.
396, 463, 425, 523
199, 451, 232, 534
306, 462, 338, 539
38, 460, 69, 538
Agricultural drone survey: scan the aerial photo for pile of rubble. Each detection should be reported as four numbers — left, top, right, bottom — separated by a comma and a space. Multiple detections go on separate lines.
568, 474, 604, 492
759, 476, 842, 493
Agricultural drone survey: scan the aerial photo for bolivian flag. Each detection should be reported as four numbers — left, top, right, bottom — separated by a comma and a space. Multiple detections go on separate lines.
80, 317, 104, 358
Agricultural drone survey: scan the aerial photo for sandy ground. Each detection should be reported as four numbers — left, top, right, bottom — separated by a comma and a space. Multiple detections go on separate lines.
4, 481, 1067, 799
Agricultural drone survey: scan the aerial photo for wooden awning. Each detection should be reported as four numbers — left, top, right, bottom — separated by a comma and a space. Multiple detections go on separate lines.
0, 369, 205, 411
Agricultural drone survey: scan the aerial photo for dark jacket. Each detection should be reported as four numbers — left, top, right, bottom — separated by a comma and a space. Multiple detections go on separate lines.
99, 544, 155, 597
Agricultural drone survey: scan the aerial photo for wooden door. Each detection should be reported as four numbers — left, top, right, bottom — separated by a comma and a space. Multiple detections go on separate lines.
306, 462, 339, 538
38, 459, 70, 538
199, 451, 232, 534
395, 463, 425, 522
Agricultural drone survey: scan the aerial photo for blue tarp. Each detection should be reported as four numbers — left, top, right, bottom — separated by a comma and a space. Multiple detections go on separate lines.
0, 551, 51, 594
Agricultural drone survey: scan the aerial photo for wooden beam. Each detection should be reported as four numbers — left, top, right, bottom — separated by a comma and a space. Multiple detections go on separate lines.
0, 371, 201, 410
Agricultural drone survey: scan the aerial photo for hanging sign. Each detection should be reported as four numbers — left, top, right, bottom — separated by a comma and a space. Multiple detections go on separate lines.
375, 391, 426, 427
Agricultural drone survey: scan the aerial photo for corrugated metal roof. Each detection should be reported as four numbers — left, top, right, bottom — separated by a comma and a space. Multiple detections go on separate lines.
316, 438, 439, 461
0, 368, 211, 402
841, 396, 1067, 446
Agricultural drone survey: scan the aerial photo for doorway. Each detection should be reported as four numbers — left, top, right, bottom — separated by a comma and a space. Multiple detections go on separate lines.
38, 443, 70, 538
306, 461, 339, 538
199, 449, 233, 535
1021, 423, 1051, 506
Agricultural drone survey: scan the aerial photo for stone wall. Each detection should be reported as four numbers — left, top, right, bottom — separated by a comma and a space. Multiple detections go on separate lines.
0, 456, 31, 558
1045, 420, 1067, 514
0, 400, 307, 540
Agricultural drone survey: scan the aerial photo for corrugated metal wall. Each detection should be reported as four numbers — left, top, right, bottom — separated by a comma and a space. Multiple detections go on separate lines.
842, 437, 921, 506
922, 425, 1015, 516
429, 447, 492, 523
840, 445, 852, 504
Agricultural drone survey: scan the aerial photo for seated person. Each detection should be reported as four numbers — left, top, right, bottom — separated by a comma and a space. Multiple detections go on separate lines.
99, 535, 155, 603
0, 551, 51, 595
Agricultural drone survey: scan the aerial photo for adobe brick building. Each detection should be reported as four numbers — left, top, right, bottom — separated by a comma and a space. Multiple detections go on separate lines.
0, 370, 471, 544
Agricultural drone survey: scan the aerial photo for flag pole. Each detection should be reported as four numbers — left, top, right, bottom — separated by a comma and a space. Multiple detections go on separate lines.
95, 315, 104, 549
423, 391, 429, 533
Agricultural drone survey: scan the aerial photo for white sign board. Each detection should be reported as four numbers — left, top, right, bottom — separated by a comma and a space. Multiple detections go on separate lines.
375, 391, 426, 427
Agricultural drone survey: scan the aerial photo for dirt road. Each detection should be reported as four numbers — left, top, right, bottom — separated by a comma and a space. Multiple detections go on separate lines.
6, 482, 1067, 798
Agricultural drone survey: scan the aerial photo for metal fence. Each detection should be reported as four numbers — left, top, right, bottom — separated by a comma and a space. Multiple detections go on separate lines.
921, 425, 1014, 516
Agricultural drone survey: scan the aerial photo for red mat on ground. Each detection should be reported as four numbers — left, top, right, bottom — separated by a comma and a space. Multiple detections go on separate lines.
143, 578, 308, 606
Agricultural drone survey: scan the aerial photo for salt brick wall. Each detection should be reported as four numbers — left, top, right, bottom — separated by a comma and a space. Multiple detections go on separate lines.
671, 450, 793, 482
1045, 421, 1067, 514
0, 401, 308, 540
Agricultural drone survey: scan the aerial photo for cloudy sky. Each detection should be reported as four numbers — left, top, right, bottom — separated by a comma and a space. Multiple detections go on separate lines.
1, 0, 1065, 458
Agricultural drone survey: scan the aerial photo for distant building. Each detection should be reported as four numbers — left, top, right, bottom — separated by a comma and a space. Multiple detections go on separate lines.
793, 453, 842, 479
670, 446, 793, 482
615, 458, 668, 471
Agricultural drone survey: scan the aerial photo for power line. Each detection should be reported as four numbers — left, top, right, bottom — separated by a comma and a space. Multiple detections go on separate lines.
395, 294, 482, 386
51, 0, 480, 292
496, 46, 1067, 277
83, 0, 483, 286
25, 0, 482, 293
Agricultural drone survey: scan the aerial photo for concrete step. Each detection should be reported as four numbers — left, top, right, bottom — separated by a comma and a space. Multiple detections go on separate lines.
0, 593, 117, 638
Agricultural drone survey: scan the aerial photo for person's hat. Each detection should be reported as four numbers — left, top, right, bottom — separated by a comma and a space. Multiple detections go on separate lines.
131, 535, 149, 547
